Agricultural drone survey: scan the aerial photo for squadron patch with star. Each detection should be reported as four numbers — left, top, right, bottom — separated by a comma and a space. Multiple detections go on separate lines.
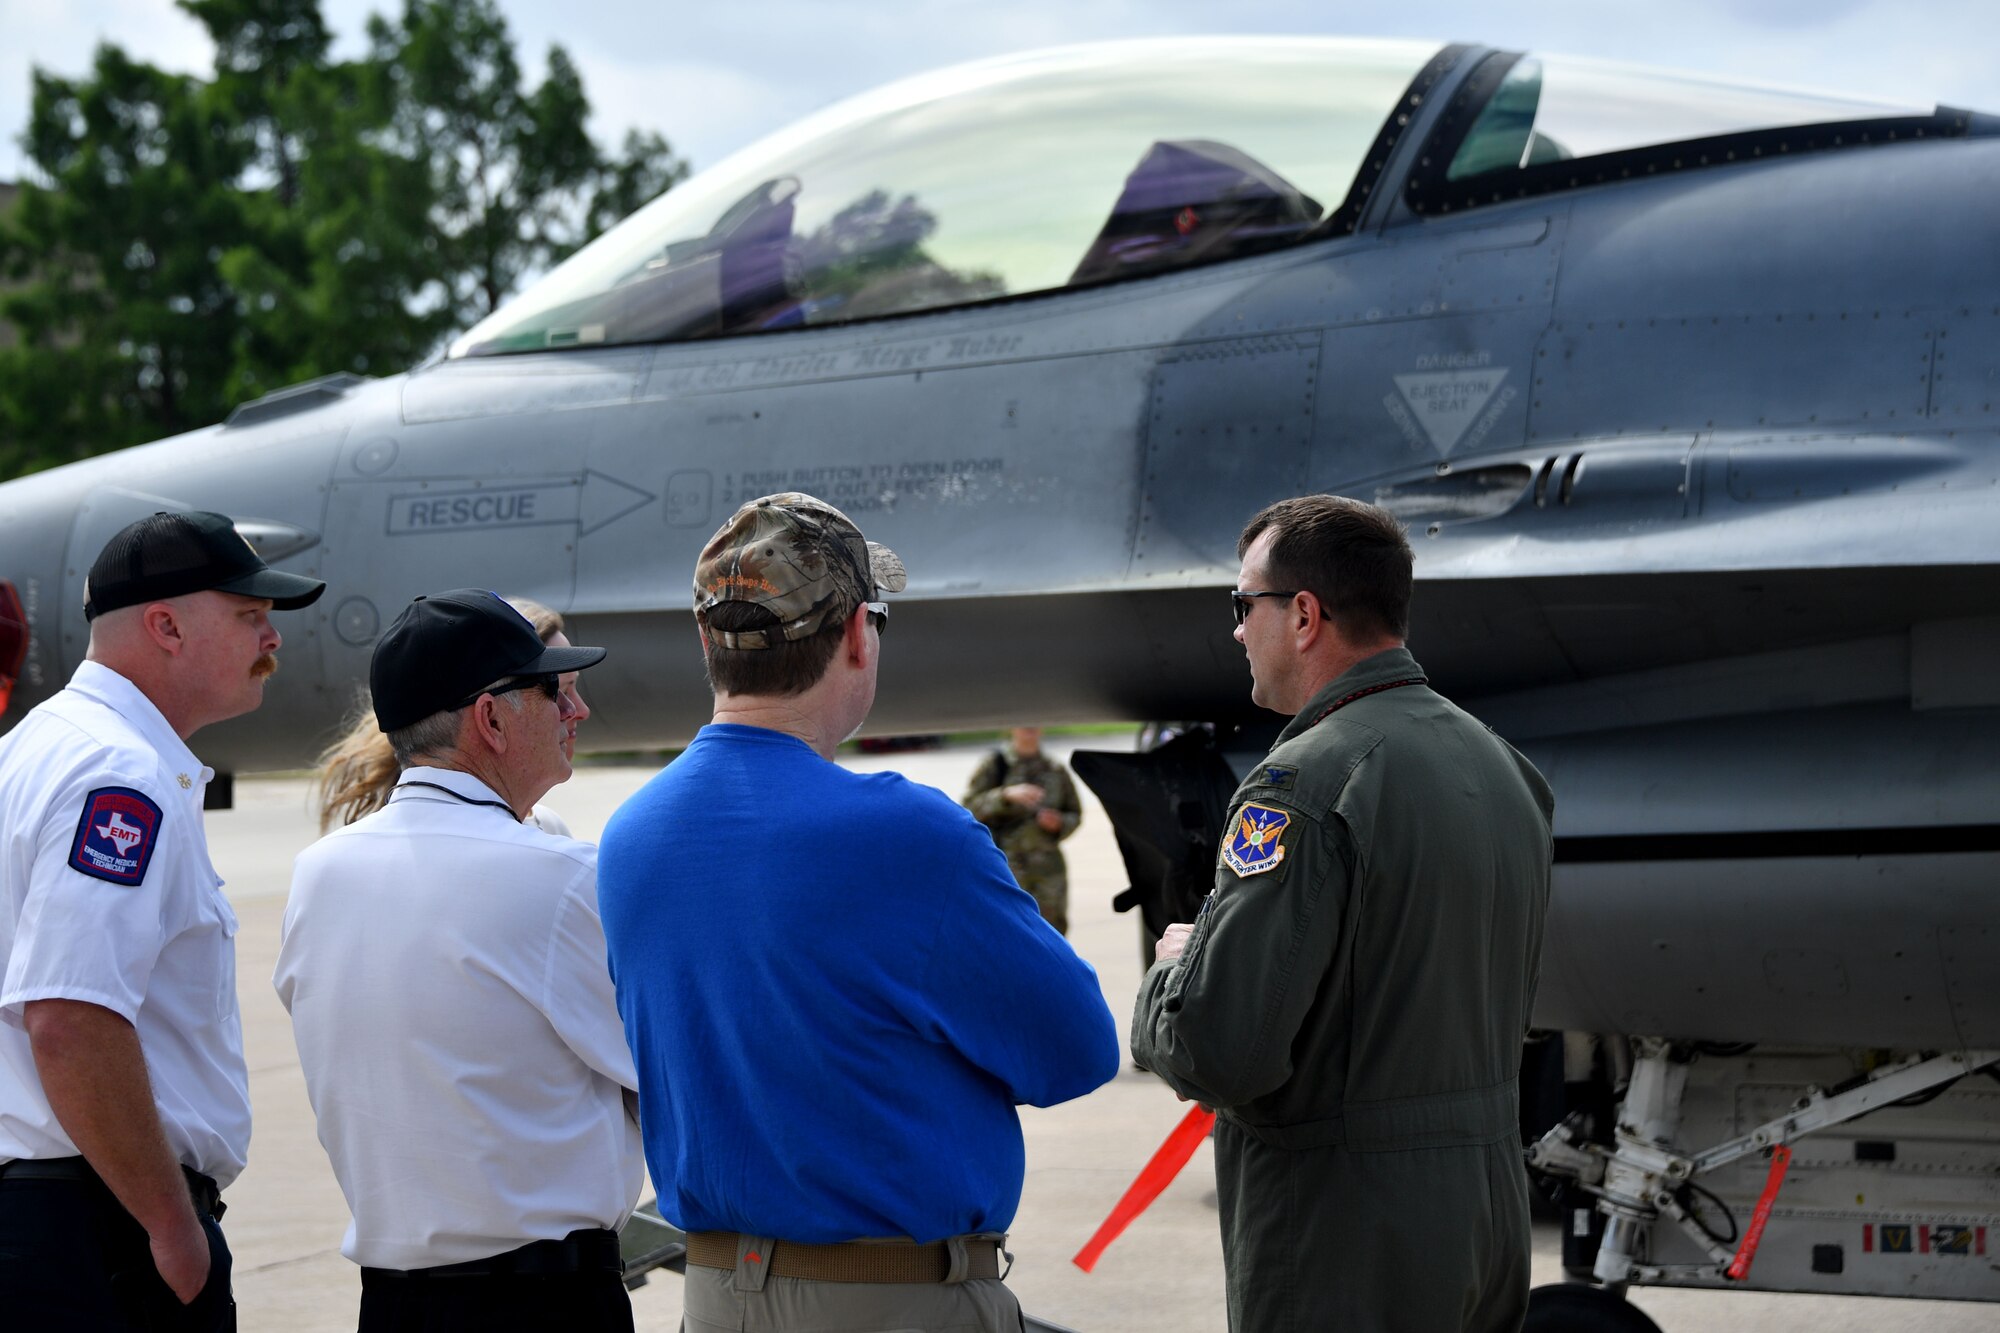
68, 787, 163, 887
1221, 802, 1291, 877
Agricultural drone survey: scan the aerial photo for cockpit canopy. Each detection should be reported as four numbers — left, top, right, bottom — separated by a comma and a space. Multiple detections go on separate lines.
452, 39, 1940, 358
1434, 53, 1930, 195
452, 38, 1434, 357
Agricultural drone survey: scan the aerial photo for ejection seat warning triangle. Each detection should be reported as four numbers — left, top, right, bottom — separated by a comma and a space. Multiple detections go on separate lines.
1392, 367, 1511, 454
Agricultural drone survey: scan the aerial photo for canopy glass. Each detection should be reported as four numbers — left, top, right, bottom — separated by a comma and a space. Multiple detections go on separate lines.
452, 38, 1439, 357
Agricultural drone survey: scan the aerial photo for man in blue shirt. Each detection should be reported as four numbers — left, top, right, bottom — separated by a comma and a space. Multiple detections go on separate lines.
599, 493, 1118, 1333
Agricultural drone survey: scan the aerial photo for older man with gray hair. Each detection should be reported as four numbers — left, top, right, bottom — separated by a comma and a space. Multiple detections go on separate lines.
275, 589, 643, 1333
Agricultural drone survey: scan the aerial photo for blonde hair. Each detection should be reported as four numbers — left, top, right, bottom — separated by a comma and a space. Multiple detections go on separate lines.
313, 597, 565, 831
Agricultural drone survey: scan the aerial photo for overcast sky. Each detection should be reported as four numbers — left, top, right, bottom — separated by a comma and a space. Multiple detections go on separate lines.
3, 1, 1994, 185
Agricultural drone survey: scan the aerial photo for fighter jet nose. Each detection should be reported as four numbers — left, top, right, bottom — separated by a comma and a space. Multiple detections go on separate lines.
0, 580, 27, 720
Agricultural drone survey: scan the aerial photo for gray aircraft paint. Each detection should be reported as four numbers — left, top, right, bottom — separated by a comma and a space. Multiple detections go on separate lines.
0, 45, 1996, 1063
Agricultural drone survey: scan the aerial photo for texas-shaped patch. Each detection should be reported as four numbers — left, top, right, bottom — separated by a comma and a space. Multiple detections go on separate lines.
1222, 802, 1291, 877
69, 787, 163, 886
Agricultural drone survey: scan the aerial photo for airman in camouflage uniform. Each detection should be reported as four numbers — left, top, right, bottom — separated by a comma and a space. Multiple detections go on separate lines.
962, 727, 1082, 934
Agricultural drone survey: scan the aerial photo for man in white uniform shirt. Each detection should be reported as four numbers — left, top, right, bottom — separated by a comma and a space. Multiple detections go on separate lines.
0, 510, 325, 1331
275, 589, 643, 1333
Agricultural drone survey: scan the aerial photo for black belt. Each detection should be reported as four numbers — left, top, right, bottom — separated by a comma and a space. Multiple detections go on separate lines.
364, 1228, 622, 1280
0, 1156, 225, 1220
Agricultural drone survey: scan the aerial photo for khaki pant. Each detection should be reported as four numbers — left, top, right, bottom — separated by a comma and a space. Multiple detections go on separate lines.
681, 1234, 1023, 1333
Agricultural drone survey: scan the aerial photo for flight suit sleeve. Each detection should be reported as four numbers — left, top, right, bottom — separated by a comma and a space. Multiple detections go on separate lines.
2, 770, 184, 1029
904, 818, 1119, 1107
1513, 746, 1557, 1036
1131, 794, 1353, 1109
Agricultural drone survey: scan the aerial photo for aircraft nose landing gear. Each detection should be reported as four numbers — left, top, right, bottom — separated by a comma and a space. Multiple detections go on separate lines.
1525, 1038, 2000, 1324
1523, 1283, 1663, 1333
1524, 1038, 1683, 1332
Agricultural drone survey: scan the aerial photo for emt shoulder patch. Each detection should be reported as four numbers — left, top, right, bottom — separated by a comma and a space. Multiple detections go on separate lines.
1221, 802, 1291, 877
68, 787, 163, 887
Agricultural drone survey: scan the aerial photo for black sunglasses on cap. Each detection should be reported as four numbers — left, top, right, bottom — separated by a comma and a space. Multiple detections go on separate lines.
452, 673, 561, 712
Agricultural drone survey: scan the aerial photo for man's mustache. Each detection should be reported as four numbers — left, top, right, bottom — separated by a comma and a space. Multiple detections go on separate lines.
250, 653, 279, 680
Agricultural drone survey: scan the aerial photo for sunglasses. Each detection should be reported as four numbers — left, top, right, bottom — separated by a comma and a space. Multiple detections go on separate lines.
1230, 590, 1333, 627
864, 601, 888, 636
454, 672, 561, 712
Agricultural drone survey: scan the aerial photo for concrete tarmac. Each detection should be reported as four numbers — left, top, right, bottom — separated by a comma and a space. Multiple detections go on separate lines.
204, 739, 1992, 1331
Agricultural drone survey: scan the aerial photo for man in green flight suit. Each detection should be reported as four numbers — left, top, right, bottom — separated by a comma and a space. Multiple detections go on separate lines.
962, 727, 1082, 934
1132, 495, 1554, 1333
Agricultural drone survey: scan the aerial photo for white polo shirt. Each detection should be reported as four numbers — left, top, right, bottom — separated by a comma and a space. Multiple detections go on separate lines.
0, 662, 250, 1186
275, 765, 644, 1270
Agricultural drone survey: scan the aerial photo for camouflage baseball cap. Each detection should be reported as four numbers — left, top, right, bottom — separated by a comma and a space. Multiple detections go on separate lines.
694, 493, 908, 649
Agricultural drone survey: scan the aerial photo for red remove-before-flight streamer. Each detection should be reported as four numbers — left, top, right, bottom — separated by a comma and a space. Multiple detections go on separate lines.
1726, 1143, 1794, 1281
1073, 1105, 1217, 1273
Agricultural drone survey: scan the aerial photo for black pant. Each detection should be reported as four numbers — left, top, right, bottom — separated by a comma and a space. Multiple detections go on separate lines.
0, 1169, 234, 1332
358, 1230, 633, 1333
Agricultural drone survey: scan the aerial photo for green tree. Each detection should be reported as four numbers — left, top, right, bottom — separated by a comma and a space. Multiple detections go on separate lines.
368, 0, 687, 327
187, 0, 445, 398
184, 0, 333, 210
0, 48, 253, 474
0, 0, 690, 479
585, 129, 688, 247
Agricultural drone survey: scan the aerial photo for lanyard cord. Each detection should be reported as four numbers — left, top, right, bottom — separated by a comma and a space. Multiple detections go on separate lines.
397, 780, 518, 816
1302, 676, 1429, 731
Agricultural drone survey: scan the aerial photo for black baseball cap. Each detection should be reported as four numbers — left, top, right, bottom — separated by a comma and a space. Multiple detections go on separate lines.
83, 510, 327, 620
370, 589, 606, 733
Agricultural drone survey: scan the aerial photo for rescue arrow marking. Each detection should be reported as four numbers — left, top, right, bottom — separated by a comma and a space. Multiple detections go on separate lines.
385, 470, 656, 537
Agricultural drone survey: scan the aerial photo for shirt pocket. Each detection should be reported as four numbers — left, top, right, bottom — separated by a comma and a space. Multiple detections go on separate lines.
196, 875, 240, 1023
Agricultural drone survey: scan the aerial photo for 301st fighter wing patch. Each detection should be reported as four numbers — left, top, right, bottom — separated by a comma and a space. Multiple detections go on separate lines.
1221, 802, 1291, 877
69, 787, 163, 887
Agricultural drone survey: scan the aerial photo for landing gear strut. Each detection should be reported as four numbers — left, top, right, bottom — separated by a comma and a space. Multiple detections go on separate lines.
1531, 1040, 1998, 1288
